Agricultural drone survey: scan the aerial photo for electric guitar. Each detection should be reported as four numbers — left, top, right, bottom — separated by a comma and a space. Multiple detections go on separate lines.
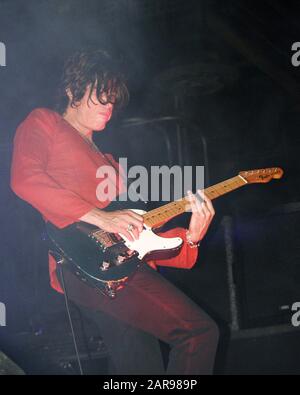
46, 167, 283, 297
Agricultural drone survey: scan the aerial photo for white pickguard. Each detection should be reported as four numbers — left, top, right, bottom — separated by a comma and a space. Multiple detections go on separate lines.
118, 209, 183, 260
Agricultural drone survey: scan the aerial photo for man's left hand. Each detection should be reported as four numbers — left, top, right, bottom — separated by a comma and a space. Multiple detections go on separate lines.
186, 189, 215, 243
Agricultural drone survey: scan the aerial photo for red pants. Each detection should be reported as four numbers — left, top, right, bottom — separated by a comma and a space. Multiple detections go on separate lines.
58, 263, 219, 375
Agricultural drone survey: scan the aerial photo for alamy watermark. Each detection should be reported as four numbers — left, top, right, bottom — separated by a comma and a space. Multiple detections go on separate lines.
291, 42, 300, 67
0, 302, 6, 326
0, 42, 6, 67
291, 302, 300, 327
96, 159, 204, 204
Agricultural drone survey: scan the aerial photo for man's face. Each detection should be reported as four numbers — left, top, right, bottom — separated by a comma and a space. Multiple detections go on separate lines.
70, 85, 114, 132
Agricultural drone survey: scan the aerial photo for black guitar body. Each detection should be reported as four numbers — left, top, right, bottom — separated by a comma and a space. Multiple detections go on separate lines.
46, 198, 149, 297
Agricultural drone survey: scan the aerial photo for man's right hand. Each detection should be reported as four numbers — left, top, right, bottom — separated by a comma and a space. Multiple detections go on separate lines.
79, 208, 144, 242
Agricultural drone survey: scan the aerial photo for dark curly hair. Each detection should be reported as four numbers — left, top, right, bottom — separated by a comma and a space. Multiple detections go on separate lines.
55, 49, 129, 115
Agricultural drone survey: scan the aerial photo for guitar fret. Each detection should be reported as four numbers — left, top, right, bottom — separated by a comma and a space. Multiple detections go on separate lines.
143, 176, 248, 228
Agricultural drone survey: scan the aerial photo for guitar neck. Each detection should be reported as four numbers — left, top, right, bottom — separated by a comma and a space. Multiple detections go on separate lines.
143, 175, 247, 228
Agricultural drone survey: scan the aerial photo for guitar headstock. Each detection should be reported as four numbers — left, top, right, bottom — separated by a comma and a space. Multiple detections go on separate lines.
239, 167, 284, 184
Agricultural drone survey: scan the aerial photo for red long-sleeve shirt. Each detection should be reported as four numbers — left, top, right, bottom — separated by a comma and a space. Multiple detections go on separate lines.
11, 108, 198, 293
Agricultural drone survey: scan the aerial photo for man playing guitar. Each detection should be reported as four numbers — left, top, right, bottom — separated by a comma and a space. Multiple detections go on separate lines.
11, 49, 219, 375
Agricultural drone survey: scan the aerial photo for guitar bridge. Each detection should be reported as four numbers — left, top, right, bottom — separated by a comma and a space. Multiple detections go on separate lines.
90, 229, 122, 249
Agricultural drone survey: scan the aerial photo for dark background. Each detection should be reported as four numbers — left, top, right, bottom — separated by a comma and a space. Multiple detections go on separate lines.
0, 0, 300, 374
